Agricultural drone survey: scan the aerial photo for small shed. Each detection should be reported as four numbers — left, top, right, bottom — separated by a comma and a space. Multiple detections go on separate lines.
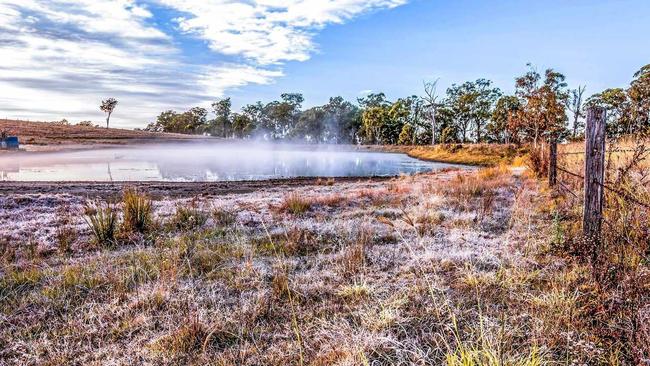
0, 136, 19, 150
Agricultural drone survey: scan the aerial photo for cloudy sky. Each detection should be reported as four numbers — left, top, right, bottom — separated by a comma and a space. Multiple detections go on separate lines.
1, 0, 649, 128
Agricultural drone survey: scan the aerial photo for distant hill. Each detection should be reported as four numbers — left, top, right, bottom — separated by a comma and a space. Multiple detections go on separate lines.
0, 119, 209, 146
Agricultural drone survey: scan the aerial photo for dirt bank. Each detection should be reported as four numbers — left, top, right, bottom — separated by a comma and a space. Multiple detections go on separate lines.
0, 119, 210, 148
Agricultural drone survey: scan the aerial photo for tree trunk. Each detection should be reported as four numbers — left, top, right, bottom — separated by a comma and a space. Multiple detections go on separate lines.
431, 110, 436, 145
106, 113, 111, 129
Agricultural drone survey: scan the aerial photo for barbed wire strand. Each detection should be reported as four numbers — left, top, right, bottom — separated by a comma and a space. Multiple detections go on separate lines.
557, 166, 650, 210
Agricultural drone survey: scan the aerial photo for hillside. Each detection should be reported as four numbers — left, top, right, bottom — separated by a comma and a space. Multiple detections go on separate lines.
0, 119, 208, 146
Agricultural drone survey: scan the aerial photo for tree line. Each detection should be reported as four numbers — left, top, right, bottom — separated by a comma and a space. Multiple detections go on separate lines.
143, 63, 650, 144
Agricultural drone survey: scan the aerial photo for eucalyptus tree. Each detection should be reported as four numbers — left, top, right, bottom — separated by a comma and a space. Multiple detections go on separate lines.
586, 88, 632, 137
489, 95, 521, 143
629, 64, 650, 132
512, 65, 569, 145
422, 80, 441, 144
100, 98, 118, 129
210, 98, 232, 137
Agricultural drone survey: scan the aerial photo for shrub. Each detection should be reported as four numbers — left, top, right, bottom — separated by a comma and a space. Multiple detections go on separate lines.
526, 144, 548, 178
122, 188, 153, 233
84, 202, 118, 247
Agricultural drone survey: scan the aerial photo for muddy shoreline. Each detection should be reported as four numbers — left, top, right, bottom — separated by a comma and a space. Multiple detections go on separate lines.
0, 176, 398, 198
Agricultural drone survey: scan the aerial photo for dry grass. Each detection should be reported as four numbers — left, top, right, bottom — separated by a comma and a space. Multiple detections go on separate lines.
122, 187, 153, 234
4, 163, 643, 364
277, 192, 312, 215
83, 201, 118, 247
169, 199, 209, 231
552, 136, 650, 362
399, 143, 529, 166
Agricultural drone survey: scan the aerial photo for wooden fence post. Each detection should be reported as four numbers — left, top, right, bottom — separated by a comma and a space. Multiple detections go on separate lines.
583, 107, 607, 250
548, 138, 557, 187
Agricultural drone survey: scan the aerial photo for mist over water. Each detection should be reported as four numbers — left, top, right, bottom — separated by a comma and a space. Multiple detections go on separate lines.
0, 143, 464, 182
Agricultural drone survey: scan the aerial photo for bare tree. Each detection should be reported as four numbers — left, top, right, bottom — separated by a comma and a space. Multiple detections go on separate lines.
567, 85, 586, 139
100, 98, 118, 129
423, 79, 440, 145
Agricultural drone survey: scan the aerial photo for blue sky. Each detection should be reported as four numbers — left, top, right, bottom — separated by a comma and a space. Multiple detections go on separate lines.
1, 0, 649, 128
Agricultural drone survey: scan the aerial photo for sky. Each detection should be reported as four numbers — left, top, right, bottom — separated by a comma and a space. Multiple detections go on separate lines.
0, 0, 649, 129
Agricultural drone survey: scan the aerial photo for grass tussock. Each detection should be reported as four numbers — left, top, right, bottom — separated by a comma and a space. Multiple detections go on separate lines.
277, 192, 312, 215
83, 201, 118, 247
170, 199, 209, 231
122, 187, 153, 234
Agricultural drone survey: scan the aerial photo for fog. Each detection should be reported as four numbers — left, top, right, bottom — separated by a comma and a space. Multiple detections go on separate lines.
0, 143, 464, 182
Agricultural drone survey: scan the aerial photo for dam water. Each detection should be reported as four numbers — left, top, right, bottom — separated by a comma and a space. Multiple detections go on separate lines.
0, 143, 464, 182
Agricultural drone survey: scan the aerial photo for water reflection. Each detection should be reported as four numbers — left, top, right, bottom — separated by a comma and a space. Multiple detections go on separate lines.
0, 144, 464, 182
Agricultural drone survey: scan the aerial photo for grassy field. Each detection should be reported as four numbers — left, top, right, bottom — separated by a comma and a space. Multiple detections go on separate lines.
0, 119, 207, 146
369, 144, 530, 167
0, 132, 648, 363
3, 162, 643, 364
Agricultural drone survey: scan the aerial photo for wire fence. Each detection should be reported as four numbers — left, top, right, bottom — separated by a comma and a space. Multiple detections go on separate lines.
556, 164, 650, 210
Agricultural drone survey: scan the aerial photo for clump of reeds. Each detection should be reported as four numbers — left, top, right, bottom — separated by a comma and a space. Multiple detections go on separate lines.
84, 201, 118, 247
122, 188, 153, 234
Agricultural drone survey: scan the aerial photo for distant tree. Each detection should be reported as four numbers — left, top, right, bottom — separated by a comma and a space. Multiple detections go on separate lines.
292, 106, 327, 142
567, 85, 586, 139
263, 93, 304, 139
361, 105, 390, 144
445, 80, 501, 143
231, 113, 255, 138
146, 107, 208, 134
422, 80, 441, 145
358, 93, 390, 144
586, 88, 632, 137
398, 124, 415, 145
210, 98, 232, 137
322, 96, 361, 143
100, 98, 118, 129
512, 65, 568, 145
358, 92, 388, 109
488, 95, 520, 143
629, 64, 650, 132
241, 102, 265, 137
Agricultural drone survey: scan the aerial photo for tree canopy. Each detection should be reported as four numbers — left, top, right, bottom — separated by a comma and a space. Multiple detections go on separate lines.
145, 63, 650, 143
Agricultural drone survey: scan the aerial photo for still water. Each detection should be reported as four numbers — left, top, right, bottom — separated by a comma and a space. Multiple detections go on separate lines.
0, 144, 463, 182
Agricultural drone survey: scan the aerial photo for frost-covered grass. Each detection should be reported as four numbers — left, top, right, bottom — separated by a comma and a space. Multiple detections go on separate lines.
0, 168, 622, 364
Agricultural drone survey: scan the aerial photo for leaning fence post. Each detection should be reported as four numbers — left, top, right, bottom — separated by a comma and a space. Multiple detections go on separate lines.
548, 138, 557, 187
583, 107, 606, 254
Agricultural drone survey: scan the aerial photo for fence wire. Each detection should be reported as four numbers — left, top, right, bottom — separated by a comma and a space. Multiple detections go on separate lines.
556, 165, 650, 210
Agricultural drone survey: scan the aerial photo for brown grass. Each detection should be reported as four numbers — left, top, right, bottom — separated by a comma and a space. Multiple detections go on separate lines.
6, 162, 643, 364
377, 143, 529, 166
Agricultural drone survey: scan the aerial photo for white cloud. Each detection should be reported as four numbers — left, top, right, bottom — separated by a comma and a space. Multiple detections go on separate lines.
0, 0, 406, 127
159, 0, 407, 64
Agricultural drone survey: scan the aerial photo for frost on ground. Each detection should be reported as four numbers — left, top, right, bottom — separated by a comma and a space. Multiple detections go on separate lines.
1, 167, 577, 365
